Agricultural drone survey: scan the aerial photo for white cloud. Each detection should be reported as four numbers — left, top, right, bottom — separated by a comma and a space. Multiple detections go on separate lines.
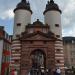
29, 0, 47, 22
0, 9, 14, 20
63, 0, 75, 18
61, 0, 75, 36
62, 26, 75, 37
0, 0, 19, 20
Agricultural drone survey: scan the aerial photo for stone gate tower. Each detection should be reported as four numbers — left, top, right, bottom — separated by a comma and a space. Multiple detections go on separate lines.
13, 0, 32, 39
44, 0, 64, 72
44, 0, 64, 70
11, 0, 65, 75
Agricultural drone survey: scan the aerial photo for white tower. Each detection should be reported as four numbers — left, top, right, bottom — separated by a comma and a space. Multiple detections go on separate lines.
13, 0, 32, 39
44, 0, 65, 74
44, 0, 62, 39
10, 0, 32, 72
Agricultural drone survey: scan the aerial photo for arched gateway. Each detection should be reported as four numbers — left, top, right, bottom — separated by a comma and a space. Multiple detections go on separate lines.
30, 49, 46, 75
20, 21, 56, 75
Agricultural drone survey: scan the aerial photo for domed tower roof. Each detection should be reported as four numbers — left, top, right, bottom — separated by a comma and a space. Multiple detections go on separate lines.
14, 0, 32, 14
44, 0, 61, 14
33, 19, 44, 26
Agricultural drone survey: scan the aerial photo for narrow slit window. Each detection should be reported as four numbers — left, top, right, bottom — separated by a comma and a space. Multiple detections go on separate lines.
55, 24, 59, 27
17, 23, 21, 26
56, 35, 60, 38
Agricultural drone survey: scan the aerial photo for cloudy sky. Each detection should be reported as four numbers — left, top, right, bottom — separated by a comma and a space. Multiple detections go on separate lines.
0, 0, 75, 37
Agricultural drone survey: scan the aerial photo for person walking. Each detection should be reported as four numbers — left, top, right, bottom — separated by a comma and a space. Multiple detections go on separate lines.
56, 67, 61, 75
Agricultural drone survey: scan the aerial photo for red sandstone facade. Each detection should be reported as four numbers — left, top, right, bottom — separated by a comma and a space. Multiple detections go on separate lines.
11, 20, 58, 75
20, 32, 56, 75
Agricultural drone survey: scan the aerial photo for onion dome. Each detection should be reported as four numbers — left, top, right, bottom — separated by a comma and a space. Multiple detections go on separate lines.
44, 0, 61, 14
14, 0, 32, 14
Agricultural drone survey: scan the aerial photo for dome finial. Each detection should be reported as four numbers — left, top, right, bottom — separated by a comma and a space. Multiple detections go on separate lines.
50, 0, 54, 3
43, 0, 61, 14
22, 0, 26, 3
14, 0, 32, 14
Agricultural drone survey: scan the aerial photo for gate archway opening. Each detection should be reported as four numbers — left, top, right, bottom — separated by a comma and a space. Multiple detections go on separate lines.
30, 49, 46, 75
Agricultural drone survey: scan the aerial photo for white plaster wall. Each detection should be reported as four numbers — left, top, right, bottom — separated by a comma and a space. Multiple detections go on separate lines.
0, 40, 3, 74
13, 10, 31, 39
44, 11, 62, 39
